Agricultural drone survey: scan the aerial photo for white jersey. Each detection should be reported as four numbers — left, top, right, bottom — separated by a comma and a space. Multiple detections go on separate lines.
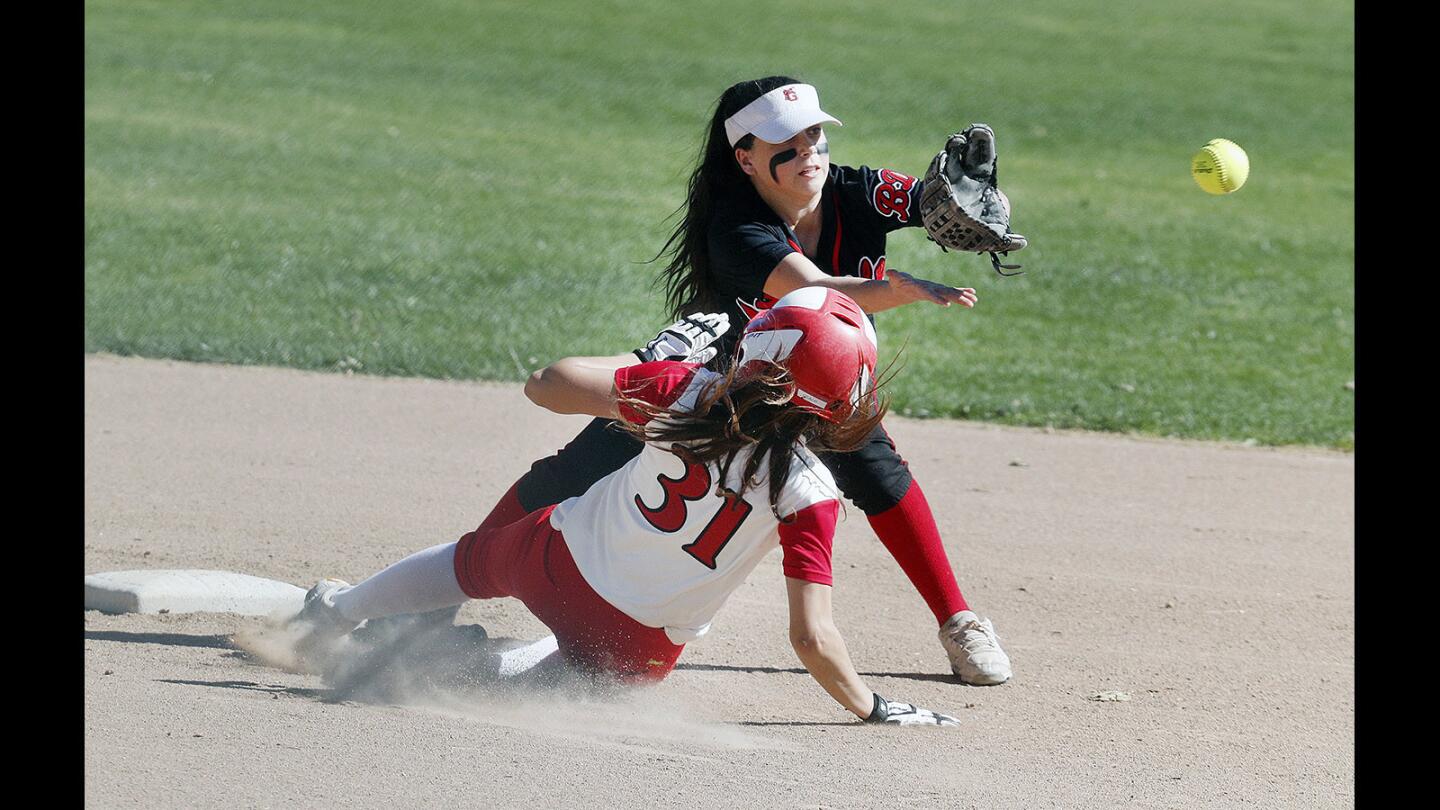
550, 363, 840, 644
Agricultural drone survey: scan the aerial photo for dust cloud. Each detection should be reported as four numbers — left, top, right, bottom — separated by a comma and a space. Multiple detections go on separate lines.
233, 611, 774, 752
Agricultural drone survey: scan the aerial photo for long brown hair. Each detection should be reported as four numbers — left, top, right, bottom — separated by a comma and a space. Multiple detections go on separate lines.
652, 76, 801, 318
614, 360, 887, 517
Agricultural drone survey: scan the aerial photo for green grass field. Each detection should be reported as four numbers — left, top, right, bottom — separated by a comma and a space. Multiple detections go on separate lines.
85, 0, 1354, 447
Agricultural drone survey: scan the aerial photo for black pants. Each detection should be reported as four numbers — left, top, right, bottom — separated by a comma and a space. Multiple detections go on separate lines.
516, 417, 914, 516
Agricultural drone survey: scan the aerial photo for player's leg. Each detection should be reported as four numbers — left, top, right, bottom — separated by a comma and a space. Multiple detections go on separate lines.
816, 423, 1011, 685
816, 423, 966, 621
323, 542, 470, 621
478, 418, 646, 529
288, 541, 472, 671
455, 506, 685, 683
294, 504, 681, 682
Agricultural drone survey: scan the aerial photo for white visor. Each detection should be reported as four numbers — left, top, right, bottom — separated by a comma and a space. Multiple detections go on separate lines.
723, 83, 842, 147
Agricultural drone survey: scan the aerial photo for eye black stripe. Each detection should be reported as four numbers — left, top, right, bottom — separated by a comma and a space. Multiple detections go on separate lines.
769, 149, 798, 181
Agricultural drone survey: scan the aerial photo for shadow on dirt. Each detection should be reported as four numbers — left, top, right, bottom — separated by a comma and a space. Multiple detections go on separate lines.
676, 662, 960, 684
85, 630, 237, 649
737, 720, 858, 727
154, 678, 326, 700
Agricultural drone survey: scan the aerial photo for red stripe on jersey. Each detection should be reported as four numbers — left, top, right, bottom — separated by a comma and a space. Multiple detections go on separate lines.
831, 203, 843, 274
786, 237, 802, 253
779, 499, 839, 585
614, 361, 702, 425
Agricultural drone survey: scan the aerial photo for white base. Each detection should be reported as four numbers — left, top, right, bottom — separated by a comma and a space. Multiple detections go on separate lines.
85, 570, 306, 616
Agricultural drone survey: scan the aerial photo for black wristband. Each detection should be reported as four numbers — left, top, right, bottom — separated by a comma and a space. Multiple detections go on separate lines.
632, 348, 652, 363
865, 692, 888, 723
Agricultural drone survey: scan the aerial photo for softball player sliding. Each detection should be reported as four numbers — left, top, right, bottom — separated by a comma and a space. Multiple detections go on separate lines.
476, 76, 1011, 684
294, 288, 959, 725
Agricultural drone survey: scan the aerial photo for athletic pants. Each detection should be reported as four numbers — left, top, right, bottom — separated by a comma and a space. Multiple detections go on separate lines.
454, 504, 685, 683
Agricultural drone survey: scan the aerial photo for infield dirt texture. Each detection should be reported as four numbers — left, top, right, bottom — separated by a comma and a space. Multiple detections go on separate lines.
84, 355, 1354, 807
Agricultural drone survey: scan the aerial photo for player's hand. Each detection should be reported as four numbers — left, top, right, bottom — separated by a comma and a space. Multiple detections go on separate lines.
633, 313, 731, 364
888, 270, 978, 309
864, 693, 960, 727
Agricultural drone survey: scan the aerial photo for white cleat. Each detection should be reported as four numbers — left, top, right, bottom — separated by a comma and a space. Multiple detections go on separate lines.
939, 610, 1013, 685
289, 578, 360, 673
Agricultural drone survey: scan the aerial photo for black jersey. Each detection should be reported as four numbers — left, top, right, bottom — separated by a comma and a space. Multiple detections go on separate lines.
707, 163, 925, 328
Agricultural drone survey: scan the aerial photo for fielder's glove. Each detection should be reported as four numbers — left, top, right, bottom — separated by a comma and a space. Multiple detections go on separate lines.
633, 313, 731, 365
918, 124, 1028, 276
864, 693, 960, 727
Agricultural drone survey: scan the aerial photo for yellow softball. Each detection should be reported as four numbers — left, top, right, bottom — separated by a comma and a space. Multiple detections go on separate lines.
1191, 138, 1250, 195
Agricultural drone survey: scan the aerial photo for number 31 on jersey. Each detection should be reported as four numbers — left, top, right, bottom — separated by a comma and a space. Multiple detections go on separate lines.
634, 447, 753, 569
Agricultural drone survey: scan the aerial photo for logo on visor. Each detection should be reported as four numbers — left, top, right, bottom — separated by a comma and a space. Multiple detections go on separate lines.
783, 88, 798, 101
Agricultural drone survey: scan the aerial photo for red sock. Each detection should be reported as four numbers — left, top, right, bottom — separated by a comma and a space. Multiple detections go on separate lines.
865, 480, 968, 624
478, 481, 531, 530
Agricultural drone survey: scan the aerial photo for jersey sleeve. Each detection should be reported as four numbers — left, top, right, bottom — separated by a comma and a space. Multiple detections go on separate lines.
708, 217, 798, 300
778, 499, 839, 586
613, 361, 703, 425
834, 164, 926, 233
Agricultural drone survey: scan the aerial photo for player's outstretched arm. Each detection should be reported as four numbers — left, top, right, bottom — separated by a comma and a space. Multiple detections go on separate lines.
763, 253, 977, 313
785, 578, 959, 726
525, 354, 636, 420
525, 313, 732, 419
785, 578, 874, 717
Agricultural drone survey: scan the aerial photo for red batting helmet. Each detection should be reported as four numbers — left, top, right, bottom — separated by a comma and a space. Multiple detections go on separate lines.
735, 287, 879, 422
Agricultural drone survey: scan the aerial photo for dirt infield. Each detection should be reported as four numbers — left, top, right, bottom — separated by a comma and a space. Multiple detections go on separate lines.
84, 354, 1354, 808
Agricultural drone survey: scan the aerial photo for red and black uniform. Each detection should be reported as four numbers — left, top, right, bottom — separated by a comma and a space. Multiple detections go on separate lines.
708, 163, 923, 333
491, 164, 969, 625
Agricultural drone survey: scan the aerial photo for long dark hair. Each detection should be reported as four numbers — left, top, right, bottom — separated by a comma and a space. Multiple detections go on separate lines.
615, 359, 887, 518
654, 76, 801, 318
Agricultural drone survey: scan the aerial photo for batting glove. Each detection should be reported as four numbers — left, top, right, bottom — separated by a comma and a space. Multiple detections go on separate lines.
633, 313, 730, 365
864, 693, 960, 727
